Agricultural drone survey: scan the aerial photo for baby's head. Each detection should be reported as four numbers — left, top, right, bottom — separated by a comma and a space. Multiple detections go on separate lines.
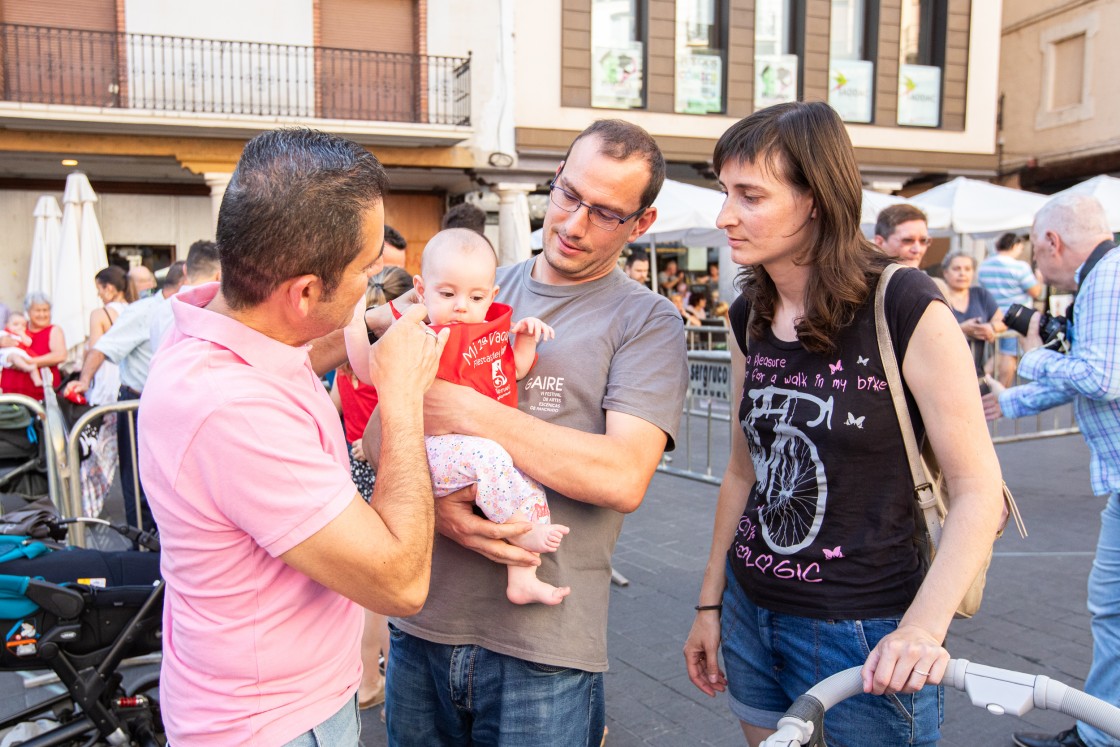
5, 312, 27, 335
415, 228, 499, 326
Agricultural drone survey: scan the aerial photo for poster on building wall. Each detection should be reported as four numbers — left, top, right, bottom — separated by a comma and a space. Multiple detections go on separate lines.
592, 42, 645, 109
828, 59, 873, 123
754, 54, 798, 109
675, 50, 723, 114
897, 63, 942, 127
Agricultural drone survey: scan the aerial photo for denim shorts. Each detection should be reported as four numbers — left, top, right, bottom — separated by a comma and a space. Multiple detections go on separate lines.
720, 566, 942, 747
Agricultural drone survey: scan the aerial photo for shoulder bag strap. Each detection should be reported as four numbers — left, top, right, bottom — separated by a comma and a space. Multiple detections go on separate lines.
873, 264, 944, 549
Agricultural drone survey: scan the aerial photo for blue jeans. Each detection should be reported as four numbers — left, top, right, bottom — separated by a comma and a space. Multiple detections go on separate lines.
385, 624, 605, 746
282, 694, 360, 746
1079, 493, 1120, 747
720, 567, 942, 747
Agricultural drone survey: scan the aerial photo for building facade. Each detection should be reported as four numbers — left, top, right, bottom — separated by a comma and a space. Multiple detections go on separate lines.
0, 0, 1002, 307
999, 0, 1118, 192
510, 0, 1000, 195
0, 0, 496, 306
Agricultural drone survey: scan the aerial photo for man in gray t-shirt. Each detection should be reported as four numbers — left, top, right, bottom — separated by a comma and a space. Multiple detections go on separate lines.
385, 121, 689, 745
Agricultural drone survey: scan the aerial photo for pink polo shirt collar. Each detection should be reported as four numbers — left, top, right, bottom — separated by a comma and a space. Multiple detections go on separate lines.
171, 283, 315, 378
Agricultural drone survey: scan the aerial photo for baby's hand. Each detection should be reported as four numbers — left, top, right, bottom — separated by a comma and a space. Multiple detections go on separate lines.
511, 317, 555, 344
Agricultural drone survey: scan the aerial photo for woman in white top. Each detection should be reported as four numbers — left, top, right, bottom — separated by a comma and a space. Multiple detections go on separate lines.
86, 266, 129, 406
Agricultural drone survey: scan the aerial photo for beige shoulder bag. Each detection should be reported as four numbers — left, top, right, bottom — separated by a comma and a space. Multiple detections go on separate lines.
874, 264, 1026, 619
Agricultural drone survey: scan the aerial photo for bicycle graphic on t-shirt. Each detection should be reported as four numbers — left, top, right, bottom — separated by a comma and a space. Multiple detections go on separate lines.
744, 385, 834, 555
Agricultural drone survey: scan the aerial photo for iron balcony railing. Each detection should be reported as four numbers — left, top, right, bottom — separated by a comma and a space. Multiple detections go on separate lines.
0, 23, 471, 126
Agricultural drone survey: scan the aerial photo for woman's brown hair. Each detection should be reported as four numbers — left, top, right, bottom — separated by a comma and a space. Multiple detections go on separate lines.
714, 101, 890, 354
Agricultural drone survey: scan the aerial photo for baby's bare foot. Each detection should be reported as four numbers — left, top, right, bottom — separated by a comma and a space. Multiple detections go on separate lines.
506, 572, 571, 606
508, 523, 569, 553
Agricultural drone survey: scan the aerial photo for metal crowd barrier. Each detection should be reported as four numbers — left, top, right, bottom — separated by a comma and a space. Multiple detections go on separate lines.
684, 323, 729, 351
1, 368, 146, 549
64, 400, 142, 548
38, 372, 74, 515
658, 350, 732, 485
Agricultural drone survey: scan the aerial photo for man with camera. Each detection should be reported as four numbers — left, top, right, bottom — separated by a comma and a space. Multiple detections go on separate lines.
983, 193, 1119, 747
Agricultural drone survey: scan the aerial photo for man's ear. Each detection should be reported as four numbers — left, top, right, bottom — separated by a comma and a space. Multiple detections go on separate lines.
283, 274, 319, 318
1046, 230, 1063, 255
873, 235, 886, 248
626, 205, 658, 243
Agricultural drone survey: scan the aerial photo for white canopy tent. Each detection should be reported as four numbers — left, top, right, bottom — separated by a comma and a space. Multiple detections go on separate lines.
908, 176, 1049, 236
1048, 174, 1120, 232
26, 196, 63, 299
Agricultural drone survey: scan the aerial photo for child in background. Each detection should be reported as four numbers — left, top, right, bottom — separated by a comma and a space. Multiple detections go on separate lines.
410, 228, 570, 605
0, 312, 42, 387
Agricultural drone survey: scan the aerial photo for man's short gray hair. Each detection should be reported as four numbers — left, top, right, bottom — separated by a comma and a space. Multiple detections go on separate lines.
23, 291, 51, 311
1034, 193, 1111, 247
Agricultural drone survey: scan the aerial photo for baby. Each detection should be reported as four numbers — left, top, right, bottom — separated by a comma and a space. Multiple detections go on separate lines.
0, 313, 42, 387
344, 229, 570, 605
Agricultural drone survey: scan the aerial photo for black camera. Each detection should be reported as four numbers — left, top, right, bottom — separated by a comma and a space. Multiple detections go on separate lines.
1004, 303, 1071, 353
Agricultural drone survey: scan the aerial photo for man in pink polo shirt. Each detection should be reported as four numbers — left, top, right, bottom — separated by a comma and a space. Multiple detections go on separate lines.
139, 128, 448, 746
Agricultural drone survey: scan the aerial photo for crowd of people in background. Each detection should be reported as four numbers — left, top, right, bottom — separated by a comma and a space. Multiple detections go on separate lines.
624, 252, 726, 327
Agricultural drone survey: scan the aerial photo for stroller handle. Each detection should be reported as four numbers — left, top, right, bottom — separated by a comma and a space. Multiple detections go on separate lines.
760, 658, 1120, 747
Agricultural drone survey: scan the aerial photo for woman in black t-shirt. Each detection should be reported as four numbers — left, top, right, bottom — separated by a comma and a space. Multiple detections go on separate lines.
683, 102, 1006, 747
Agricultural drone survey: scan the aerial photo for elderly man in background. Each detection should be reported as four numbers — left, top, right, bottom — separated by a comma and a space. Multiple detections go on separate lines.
983, 194, 1120, 747
127, 265, 157, 301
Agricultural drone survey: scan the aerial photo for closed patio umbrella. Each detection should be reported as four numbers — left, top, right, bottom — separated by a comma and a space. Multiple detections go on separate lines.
54, 174, 91, 351
71, 173, 108, 333
26, 195, 63, 298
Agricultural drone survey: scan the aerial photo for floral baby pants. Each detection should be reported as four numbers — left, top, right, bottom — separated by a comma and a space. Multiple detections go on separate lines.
425, 433, 549, 524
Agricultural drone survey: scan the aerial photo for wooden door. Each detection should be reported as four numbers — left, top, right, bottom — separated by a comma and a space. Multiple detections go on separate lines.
383, 192, 444, 277
317, 0, 418, 121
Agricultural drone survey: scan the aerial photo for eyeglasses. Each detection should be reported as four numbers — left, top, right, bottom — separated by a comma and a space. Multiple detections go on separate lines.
896, 236, 933, 247
548, 181, 645, 232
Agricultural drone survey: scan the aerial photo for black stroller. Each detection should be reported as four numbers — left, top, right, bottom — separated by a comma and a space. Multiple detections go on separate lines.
0, 526, 164, 747
0, 403, 48, 507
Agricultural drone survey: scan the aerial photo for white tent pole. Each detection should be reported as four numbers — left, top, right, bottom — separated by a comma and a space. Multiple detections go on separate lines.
648, 238, 658, 292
